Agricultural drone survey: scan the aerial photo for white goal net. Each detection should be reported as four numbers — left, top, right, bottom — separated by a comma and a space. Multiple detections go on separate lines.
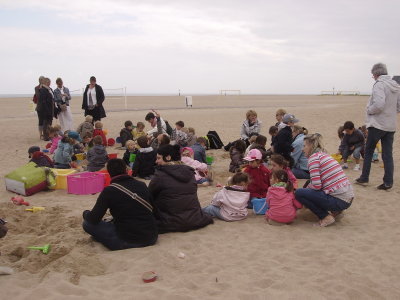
219, 89, 241, 96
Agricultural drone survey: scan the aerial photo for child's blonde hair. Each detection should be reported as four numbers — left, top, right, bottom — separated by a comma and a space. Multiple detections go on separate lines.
276, 108, 287, 117
95, 121, 103, 129
136, 122, 145, 129
125, 140, 135, 148
53, 124, 61, 131
188, 127, 195, 134
246, 110, 257, 120
85, 115, 93, 123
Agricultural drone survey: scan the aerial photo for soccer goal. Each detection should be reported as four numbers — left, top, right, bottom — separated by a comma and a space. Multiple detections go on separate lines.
103, 87, 127, 110
219, 89, 241, 96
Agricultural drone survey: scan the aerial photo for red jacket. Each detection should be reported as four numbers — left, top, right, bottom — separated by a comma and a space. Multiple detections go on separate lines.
93, 129, 107, 146
243, 164, 271, 198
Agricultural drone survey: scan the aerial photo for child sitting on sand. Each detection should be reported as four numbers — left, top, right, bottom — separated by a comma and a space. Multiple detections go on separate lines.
181, 147, 210, 186
87, 136, 109, 172
76, 115, 94, 139
53, 124, 63, 137
242, 149, 271, 208
272, 114, 298, 167
48, 127, 62, 155
269, 154, 298, 189
28, 146, 54, 168
82, 132, 93, 152
171, 121, 188, 147
132, 136, 157, 180
202, 172, 250, 221
244, 135, 258, 156
186, 127, 197, 146
93, 121, 107, 147
191, 137, 207, 163
275, 108, 287, 131
120, 120, 134, 147
248, 135, 268, 163
54, 131, 81, 169
265, 169, 302, 224
341, 121, 365, 171
229, 139, 246, 173
123, 140, 138, 168
132, 122, 146, 140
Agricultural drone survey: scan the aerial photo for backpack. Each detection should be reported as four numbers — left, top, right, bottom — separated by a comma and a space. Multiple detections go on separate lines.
207, 130, 224, 149
165, 120, 173, 136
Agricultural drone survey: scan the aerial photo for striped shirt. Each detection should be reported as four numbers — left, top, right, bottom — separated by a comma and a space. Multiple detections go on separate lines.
308, 152, 351, 194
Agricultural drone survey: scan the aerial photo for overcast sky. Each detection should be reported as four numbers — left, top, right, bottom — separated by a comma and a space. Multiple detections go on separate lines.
0, 0, 399, 95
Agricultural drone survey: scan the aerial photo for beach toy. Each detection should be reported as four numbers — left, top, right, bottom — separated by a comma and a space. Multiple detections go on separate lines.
142, 271, 157, 283
25, 206, 45, 212
129, 153, 136, 162
107, 138, 115, 147
206, 156, 214, 165
108, 153, 118, 159
50, 169, 77, 189
103, 129, 108, 136
251, 198, 268, 215
67, 172, 105, 195
331, 153, 342, 163
42, 149, 49, 153
11, 196, 30, 206
45, 143, 52, 149
116, 137, 122, 144
27, 244, 51, 254
75, 153, 86, 161
96, 170, 111, 187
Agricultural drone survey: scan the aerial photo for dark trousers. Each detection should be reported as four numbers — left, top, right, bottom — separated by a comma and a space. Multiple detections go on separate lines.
295, 188, 351, 220
359, 127, 394, 186
82, 220, 157, 251
42, 117, 53, 140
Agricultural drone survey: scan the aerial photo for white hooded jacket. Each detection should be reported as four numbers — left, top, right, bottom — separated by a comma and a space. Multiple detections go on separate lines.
366, 75, 400, 132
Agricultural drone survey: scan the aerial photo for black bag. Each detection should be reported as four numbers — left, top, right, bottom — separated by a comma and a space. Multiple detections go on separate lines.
165, 120, 173, 136
207, 130, 224, 149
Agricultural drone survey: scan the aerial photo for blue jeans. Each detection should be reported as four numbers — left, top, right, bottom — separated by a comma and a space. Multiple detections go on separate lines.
359, 127, 394, 186
202, 205, 223, 220
291, 167, 310, 179
295, 188, 351, 220
343, 145, 363, 160
82, 220, 157, 251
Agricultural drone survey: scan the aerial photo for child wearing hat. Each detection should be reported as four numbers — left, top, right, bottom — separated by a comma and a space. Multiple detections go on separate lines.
54, 131, 81, 169
242, 149, 271, 208
28, 146, 54, 168
271, 113, 299, 168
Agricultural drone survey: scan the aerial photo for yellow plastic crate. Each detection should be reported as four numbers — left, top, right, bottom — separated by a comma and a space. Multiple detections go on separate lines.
51, 169, 77, 189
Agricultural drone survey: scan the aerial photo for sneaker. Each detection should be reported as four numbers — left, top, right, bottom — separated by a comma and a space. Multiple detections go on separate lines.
377, 183, 392, 190
353, 165, 360, 171
355, 178, 368, 186
342, 163, 348, 169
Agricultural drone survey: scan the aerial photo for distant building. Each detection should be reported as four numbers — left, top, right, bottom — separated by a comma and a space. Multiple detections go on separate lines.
393, 76, 400, 84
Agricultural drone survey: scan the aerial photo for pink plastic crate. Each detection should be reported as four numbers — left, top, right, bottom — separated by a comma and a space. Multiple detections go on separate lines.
67, 172, 105, 195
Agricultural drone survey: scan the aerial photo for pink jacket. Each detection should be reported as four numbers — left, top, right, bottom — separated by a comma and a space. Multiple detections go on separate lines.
285, 167, 298, 189
266, 185, 302, 223
211, 186, 250, 221
49, 135, 62, 154
181, 156, 208, 181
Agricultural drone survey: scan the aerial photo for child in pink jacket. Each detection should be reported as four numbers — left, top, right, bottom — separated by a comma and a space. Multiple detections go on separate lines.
203, 172, 250, 221
48, 127, 62, 155
181, 147, 210, 186
266, 169, 302, 224
270, 154, 298, 189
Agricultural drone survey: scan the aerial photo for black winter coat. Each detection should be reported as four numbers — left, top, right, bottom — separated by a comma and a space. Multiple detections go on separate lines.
132, 149, 157, 178
272, 126, 293, 164
120, 128, 134, 147
38, 87, 55, 119
82, 84, 106, 120
148, 164, 213, 233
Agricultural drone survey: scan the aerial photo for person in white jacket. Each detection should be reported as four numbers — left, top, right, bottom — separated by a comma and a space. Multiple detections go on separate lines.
202, 172, 250, 221
356, 63, 400, 190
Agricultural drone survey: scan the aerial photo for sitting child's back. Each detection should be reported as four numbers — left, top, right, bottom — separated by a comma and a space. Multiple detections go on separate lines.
120, 120, 134, 147
87, 136, 109, 172
132, 136, 156, 179
77, 115, 94, 139
93, 121, 107, 146
28, 146, 54, 168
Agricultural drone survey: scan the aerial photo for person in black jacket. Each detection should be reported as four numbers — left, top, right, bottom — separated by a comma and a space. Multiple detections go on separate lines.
38, 77, 56, 141
149, 144, 213, 233
82, 159, 158, 251
82, 76, 106, 122
341, 121, 365, 171
132, 136, 157, 179
119, 120, 134, 147
272, 114, 299, 168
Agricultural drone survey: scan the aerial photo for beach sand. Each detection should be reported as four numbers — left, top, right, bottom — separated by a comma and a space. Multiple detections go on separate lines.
0, 95, 399, 299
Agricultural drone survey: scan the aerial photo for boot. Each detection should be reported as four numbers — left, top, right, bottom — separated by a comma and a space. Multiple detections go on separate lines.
38, 125, 43, 140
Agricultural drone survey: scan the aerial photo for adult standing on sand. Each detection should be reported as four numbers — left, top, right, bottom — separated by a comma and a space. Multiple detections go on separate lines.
38, 77, 56, 141
149, 144, 213, 233
82, 76, 106, 122
53, 78, 73, 132
34, 75, 45, 139
295, 134, 354, 227
356, 63, 400, 190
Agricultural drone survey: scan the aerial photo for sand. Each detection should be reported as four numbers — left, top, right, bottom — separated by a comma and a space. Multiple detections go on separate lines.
0, 95, 399, 299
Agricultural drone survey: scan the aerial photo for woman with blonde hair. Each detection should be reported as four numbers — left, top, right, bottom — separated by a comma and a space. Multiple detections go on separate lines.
295, 134, 354, 227
291, 125, 310, 179
54, 77, 74, 132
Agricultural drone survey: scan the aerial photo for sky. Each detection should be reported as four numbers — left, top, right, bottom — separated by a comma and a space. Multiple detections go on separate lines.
0, 0, 399, 95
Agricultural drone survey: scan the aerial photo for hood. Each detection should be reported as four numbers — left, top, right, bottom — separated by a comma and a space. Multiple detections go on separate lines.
31, 151, 46, 159
156, 164, 194, 183
92, 145, 107, 155
268, 186, 288, 200
139, 147, 153, 153
377, 75, 400, 93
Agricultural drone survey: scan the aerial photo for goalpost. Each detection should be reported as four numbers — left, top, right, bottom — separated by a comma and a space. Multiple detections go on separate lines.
103, 87, 127, 110
219, 89, 241, 96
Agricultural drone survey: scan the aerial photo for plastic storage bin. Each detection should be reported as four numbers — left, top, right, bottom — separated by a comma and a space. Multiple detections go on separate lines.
67, 172, 105, 195
96, 170, 111, 187
51, 169, 77, 189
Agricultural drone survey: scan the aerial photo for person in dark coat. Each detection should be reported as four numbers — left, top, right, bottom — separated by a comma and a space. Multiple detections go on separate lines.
38, 77, 56, 141
132, 136, 156, 179
28, 146, 54, 168
82, 159, 158, 251
120, 120, 134, 147
272, 114, 299, 168
34, 75, 45, 139
149, 144, 213, 233
82, 76, 106, 122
